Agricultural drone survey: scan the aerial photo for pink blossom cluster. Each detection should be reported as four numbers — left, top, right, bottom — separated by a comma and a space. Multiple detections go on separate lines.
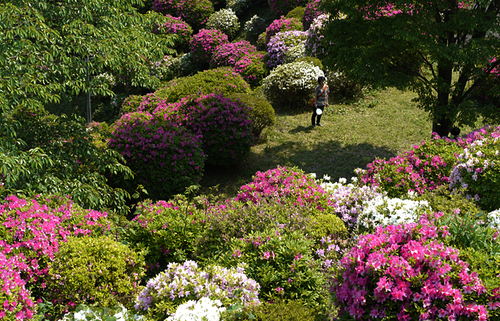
155, 14, 193, 48
267, 30, 308, 68
264, 16, 303, 45
152, 0, 213, 28
303, 0, 323, 30
267, 0, 309, 16
304, 13, 329, 58
210, 41, 257, 69
190, 29, 229, 67
0, 195, 109, 320
332, 213, 498, 320
233, 52, 267, 86
234, 166, 333, 209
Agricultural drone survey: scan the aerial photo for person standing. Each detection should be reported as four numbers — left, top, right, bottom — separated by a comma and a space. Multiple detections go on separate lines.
312, 76, 329, 127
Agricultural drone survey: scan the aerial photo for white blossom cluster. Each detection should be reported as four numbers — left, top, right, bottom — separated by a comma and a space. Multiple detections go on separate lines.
487, 208, 500, 230
95, 72, 116, 87
60, 305, 143, 321
206, 9, 240, 39
357, 196, 431, 231
167, 297, 226, 321
283, 43, 306, 64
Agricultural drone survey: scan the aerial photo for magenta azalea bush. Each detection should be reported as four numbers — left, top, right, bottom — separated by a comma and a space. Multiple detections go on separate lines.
332, 213, 499, 321
152, 0, 214, 29
268, 0, 308, 16
303, 0, 323, 30
190, 29, 229, 68
108, 112, 205, 200
155, 14, 193, 51
256, 16, 303, 50
233, 51, 268, 87
209, 40, 257, 68
267, 30, 308, 68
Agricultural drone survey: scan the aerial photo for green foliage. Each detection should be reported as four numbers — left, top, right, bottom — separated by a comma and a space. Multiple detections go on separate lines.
5, 107, 133, 214
120, 95, 146, 115
305, 213, 348, 240
46, 235, 146, 313
295, 57, 322, 69
250, 298, 317, 321
326, 70, 363, 102
228, 93, 276, 138
163, 67, 251, 103
416, 185, 479, 216
285, 7, 305, 21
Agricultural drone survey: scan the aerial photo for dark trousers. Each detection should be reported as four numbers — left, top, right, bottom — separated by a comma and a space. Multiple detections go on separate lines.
311, 105, 325, 125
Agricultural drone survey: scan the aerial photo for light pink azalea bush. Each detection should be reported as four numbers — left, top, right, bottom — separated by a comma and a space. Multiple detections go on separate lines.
155, 14, 193, 51
332, 212, 499, 320
256, 16, 302, 50
190, 29, 229, 68
210, 40, 257, 68
303, 0, 323, 30
304, 13, 329, 59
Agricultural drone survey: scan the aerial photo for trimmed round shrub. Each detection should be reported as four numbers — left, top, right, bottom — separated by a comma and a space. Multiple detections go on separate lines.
108, 111, 205, 201
285, 6, 305, 20
267, 30, 308, 69
295, 56, 323, 69
155, 14, 193, 52
233, 51, 269, 87
304, 13, 329, 59
243, 15, 267, 39
189, 29, 230, 68
134, 260, 260, 320
303, 0, 323, 30
121, 91, 169, 115
262, 60, 324, 109
206, 9, 240, 40
268, 0, 308, 16
152, 0, 214, 29
283, 43, 305, 63
256, 16, 303, 50
46, 235, 146, 309
228, 93, 276, 138
180, 93, 254, 166
162, 67, 251, 103
210, 40, 257, 68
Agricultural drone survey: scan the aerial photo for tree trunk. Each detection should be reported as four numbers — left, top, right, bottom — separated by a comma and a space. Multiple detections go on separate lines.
432, 116, 452, 138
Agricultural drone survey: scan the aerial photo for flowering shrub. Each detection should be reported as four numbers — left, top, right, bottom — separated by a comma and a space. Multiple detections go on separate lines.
226, 0, 250, 16
233, 51, 268, 87
357, 195, 431, 232
449, 128, 500, 211
209, 40, 257, 69
243, 15, 267, 38
46, 235, 146, 311
488, 208, 500, 230
304, 13, 329, 59
167, 297, 226, 321
332, 213, 496, 320
134, 260, 260, 320
108, 111, 205, 201
303, 0, 323, 30
227, 93, 276, 138
267, 30, 308, 69
268, 0, 308, 16
206, 9, 240, 40
265, 16, 303, 45
190, 29, 229, 68
155, 14, 193, 51
283, 43, 305, 63
262, 60, 324, 109
356, 136, 462, 198
60, 304, 144, 321
171, 52, 202, 77
152, 0, 214, 29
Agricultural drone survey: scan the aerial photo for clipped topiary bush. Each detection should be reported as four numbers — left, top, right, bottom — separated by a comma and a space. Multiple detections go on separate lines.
206, 9, 240, 40
267, 30, 308, 69
210, 40, 257, 69
155, 14, 193, 52
46, 235, 146, 310
233, 51, 269, 87
303, 0, 323, 30
108, 111, 205, 201
163, 67, 251, 103
262, 60, 324, 109
283, 43, 305, 63
228, 92, 276, 138
180, 93, 254, 166
285, 6, 305, 20
268, 0, 309, 16
190, 29, 229, 68
152, 0, 214, 29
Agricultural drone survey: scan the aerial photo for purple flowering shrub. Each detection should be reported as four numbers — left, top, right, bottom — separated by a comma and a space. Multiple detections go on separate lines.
179, 93, 254, 166
152, 0, 213, 29
304, 13, 329, 59
356, 136, 463, 198
190, 29, 229, 68
267, 30, 308, 68
256, 16, 303, 50
155, 14, 193, 51
332, 213, 498, 321
134, 260, 260, 319
209, 40, 257, 69
233, 51, 269, 87
268, 0, 308, 16
303, 0, 323, 30
108, 111, 205, 201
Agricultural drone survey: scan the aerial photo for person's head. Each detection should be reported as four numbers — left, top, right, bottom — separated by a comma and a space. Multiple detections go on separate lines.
318, 76, 326, 84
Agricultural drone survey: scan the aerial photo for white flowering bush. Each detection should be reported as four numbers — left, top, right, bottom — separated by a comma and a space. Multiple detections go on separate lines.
60, 305, 143, 321
487, 208, 500, 230
357, 195, 431, 232
244, 15, 266, 38
150, 55, 176, 81
134, 261, 260, 320
449, 131, 500, 211
262, 60, 323, 109
283, 43, 305, 64
206, 9, 240, 40
226, 0, 250, 16
304, 13, 329, 59
167, 297, 226, 321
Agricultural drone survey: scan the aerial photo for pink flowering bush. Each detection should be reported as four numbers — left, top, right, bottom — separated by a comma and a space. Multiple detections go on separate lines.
332, 213, 498, 321
304, 13, 329, 59
152, 0, 213, 29
179, 93, 254, 166
268, 0, 308, 16
155, 14, 193, 51
303, 0, 323, 30
108, 111, 205, 201
209, 40, 257, 69
190, 29, 229, 68
233, 51, 269, 87
267, 30, 308, 68
256, 16, 302, 50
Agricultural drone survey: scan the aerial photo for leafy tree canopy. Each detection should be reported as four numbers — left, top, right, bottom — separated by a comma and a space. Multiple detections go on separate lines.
322, 0, 500, 136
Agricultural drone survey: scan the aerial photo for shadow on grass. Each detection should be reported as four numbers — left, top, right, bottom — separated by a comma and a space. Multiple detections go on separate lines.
200, 140, 397, 198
